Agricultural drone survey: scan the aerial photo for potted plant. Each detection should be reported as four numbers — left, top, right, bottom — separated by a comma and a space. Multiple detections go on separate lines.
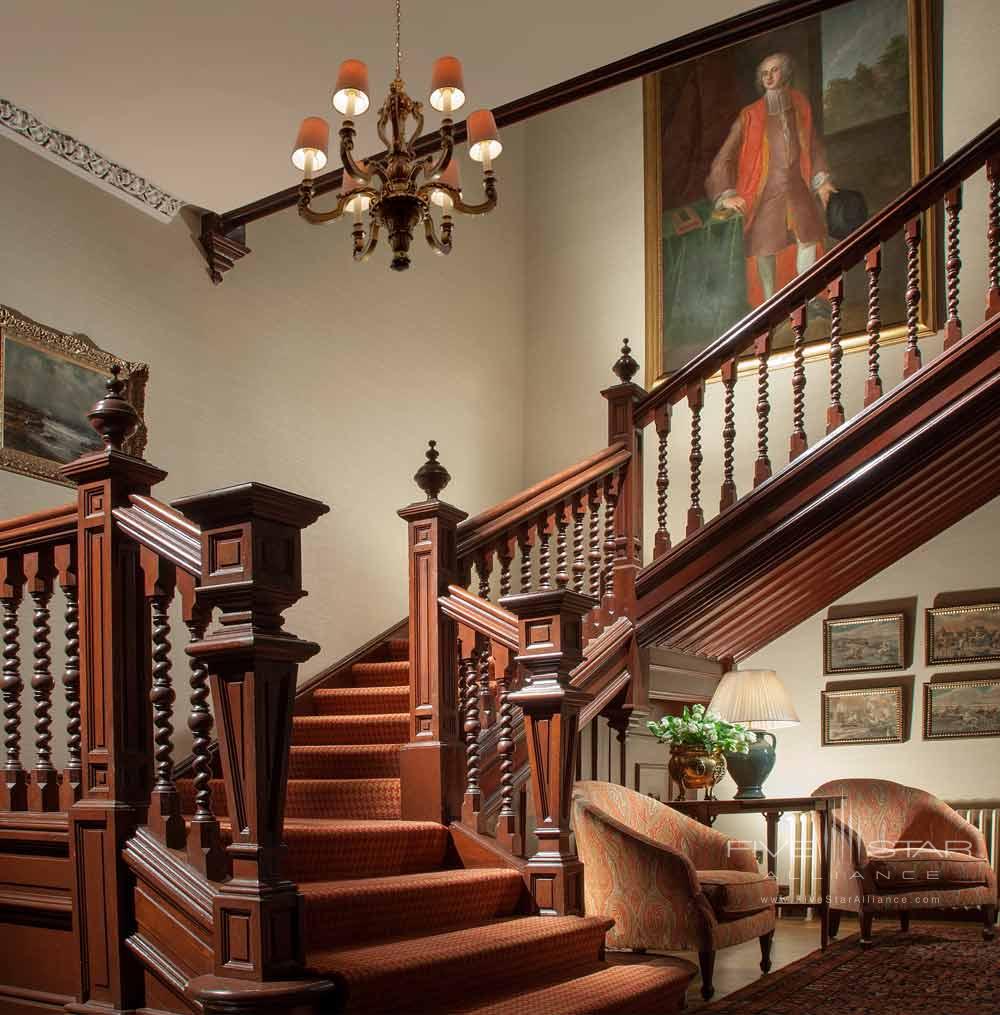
647, 704, 754, 800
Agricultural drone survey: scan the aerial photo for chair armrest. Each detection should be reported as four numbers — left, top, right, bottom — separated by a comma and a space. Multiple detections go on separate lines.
918, 804, 990, 858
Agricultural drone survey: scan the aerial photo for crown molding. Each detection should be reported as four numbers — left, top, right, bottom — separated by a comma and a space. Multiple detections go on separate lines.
0, 96, 184, 223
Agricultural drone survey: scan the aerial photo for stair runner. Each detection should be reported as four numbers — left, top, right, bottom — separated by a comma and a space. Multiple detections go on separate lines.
185, 637, 694, 1013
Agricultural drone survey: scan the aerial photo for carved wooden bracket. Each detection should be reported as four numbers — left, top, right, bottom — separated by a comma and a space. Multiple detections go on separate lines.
200, 213, 252, 286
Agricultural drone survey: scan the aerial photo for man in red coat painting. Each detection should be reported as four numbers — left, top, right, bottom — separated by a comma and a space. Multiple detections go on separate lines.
707, 53, 837, 306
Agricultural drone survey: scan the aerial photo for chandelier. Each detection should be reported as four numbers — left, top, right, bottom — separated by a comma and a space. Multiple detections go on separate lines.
290, 0, 502, 271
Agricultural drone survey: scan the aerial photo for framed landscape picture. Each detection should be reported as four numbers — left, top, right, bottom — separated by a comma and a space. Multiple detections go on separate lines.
822, 686, 905, 745
923, 678, 1000, 740
0, 305, 148, 486
643, 0, 938, 387
824, 613, 905, 674
926, 603, 1000, 665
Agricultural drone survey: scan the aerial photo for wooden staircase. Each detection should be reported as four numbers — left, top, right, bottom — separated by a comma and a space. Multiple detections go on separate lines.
0, 112, 996, 1015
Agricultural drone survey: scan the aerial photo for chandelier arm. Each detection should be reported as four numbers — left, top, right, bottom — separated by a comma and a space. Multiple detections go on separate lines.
423, 214, 453, 256
451, 172, 499, 216
406, 103, 425, 148
353, 217, 381, 262
298, 186, 360, 225
420, 123, 455, 183
340, 126, 375, 184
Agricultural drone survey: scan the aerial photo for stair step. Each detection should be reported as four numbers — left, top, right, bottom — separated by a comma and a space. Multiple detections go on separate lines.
301, 868, 525, 949
292, 713, 409, 746
312, 685, 410, 716
289, 744, 401, 779
185, 779, 401, 821
460, 962, 696, 1015
351, 660, 410, 687
387, 638, 409, 660
308, 915, 613, 1014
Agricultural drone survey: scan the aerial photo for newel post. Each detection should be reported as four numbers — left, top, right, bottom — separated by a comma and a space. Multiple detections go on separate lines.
504, 588, 592, 916
397, 442, 467, 824
60, 368, 163, 1015
601, 339, 645, 622
176, 483, 328, 983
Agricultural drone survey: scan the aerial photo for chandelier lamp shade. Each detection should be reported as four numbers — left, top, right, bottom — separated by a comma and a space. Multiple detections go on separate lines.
708, 669, 800, 800
290, 0, 500, 271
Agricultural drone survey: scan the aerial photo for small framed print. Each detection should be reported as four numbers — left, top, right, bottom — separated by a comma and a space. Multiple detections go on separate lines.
822, 686, 905, 746
923, 678, 1000, 740
823, 613, 905, 674
926, 603, 1000, 665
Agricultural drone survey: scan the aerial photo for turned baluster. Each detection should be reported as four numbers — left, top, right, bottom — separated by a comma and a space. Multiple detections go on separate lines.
517, 526, 535, 594
554, 503, 570, 589
460, 632, 481, 824
987, 158, 1000, 318
719, 360, 738, 511
0, 555, 26, 811
495, 648, 522, 856
571, 493, 587, 594
789, 306, 808, 461
826, 275, 846, 434
864, 245, 883, 405
686, 380, 705, 536
143, 549, 184, 846
753, 330, 772, 486
496, 536, 515, 599
475, 549, 493, 599
653, 403, 672, 557
478, 642, 495, 731
537, 514, 553, 591
587, 483, 602, 599
55, 544, 81, 810
943, 186, 963, 348
903, 217, 923, 377
24, 549, 59, 812
601, 474, 619, 605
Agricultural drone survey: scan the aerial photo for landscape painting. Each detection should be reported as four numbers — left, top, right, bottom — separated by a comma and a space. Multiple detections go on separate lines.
926, 603, 1000, 665
822, 686, 905, 745
643, 0, 936, 386
924, 678, 1000, 740
824, 613, 905, 674
0, 304, 149, 485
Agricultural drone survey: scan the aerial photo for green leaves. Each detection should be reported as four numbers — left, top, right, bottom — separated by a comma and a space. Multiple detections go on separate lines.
646, 703, 754, 754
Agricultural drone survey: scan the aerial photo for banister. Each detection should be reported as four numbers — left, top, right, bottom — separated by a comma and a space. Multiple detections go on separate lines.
457, 442, 630, 559
439, 585, 519, 652
113, 494, 201, 576
0, 503, 77, 553
634, 115, 1000, 428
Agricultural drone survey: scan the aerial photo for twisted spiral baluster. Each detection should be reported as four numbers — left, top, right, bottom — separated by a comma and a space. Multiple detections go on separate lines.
186, 615, 214, 821
587, 485, 602, 599
555, 509, 569, 589
63, 585, 81, 772
1, 589, 25, 809
686, 382, 705, 536
478, 645, 494, 730
826, 277, 845, 434
602, 476, 618, 602
720, 361, 737, 512
944, 187, 963, 348
497, 540, 513, 599
497, 663, 514, 819
476, 552, 492, 599
987, 158, 1000, 318
754, 331, 772, 486
571, 496, 586, 593
903, 217, 923, 377
864, 246, 883, 405
538, 521, 552, 591
30, 587, 54, 776
789, 306, 807, 461
150, 594, 176, 793
518, 529, 533, 594
462, 649, 481, 803
654, 405, 671, 556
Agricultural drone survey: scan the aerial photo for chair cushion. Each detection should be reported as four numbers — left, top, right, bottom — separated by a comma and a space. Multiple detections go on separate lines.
697, 868, 777, 919
867, 847, 991, 891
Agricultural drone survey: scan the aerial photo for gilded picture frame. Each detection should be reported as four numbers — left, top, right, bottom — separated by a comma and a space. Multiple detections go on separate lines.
0, 304, 148, 487
923, 677, 1000, 740
643, 0, 939, 389
823, 612, 906, 674
926, 603, 1000, 665
822, 685, 905, 745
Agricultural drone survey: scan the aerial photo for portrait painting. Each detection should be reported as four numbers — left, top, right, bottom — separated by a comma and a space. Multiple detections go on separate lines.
926, 603, 1000, 665
923, 677, 1000, 740
822, 686, 905, 745
824, 612, 906, 674
643, 0, 937, 386
0, 305, 148, 486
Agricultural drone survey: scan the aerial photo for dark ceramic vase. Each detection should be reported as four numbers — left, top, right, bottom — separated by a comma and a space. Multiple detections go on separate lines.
724, 731, 777, 799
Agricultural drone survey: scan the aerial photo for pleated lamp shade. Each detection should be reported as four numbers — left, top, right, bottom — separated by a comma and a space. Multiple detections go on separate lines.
709, 669, 800, 729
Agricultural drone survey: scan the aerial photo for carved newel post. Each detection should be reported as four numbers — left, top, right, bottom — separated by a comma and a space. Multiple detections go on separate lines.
175, 483, 328, 984
61, 367, 164, 1015
601, 339, 645, 623
504, 587, 592, 916
397, 442, 467, 823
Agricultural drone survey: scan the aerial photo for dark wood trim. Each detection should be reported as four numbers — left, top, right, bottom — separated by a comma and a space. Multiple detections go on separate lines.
113, 495, 202, 578
439, 585, 519, 653
0, 506, 77, 555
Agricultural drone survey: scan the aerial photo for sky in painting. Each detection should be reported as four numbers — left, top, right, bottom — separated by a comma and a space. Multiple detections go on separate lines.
821, 0, 907, 86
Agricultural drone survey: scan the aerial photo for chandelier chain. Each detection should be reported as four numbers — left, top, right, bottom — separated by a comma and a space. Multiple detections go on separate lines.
395, 0, 402, 79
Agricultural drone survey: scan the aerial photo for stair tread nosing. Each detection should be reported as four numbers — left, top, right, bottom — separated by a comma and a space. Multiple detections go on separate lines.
289, 743, 401, 779
313, 685, 410, 715
292, 712, 409, 745
350, 660, 411, 687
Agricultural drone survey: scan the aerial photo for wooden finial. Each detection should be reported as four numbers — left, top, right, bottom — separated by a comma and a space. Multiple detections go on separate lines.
413, 440, 451, 500
87, 365, 139, 451
612, 338, 639, 384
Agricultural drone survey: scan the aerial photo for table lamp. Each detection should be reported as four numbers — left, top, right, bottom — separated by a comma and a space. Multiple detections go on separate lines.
709, 668, 800, 799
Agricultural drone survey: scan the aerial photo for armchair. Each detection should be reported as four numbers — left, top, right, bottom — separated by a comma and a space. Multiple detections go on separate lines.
813, 778, 997, 947
572, 781, 777, 1001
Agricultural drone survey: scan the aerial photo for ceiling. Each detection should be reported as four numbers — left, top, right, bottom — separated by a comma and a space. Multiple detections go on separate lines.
0, 0, 752, 214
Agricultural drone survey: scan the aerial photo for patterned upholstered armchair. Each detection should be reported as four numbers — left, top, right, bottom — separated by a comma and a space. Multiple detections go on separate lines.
572, 781, 777, 1001
814, 778, 998, 947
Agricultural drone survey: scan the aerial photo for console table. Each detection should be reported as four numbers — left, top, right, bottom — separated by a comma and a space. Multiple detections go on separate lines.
668, 795, 845, 949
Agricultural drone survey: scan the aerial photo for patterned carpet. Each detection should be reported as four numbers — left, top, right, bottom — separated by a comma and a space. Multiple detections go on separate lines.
704, 923, 999, 1014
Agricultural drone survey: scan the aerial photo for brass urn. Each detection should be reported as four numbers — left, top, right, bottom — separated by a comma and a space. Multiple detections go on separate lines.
668, 745, 727, 801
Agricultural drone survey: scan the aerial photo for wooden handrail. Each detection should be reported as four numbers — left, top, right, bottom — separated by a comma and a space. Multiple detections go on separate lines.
456, 442, 629, 560
113, 494, 201, 576
439, 585, 519, 652
0, 503, 77, 552
634, 116, 1000, 427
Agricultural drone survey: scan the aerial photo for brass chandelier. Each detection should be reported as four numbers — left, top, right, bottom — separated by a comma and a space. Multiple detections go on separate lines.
291, 0, 502, 271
